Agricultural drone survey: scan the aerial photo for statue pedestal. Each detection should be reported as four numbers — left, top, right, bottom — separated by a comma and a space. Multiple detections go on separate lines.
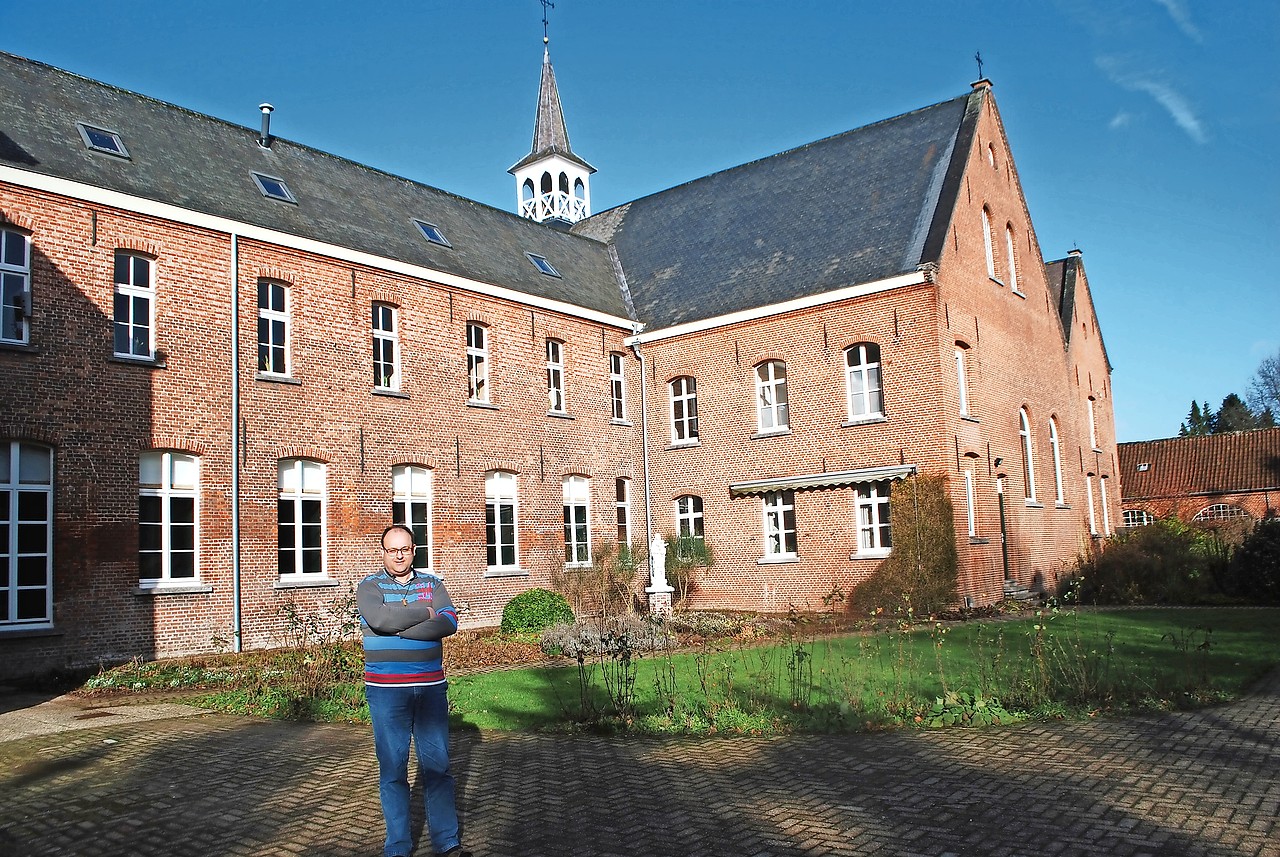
647, 533, 674, 616
645, 584, 675, 616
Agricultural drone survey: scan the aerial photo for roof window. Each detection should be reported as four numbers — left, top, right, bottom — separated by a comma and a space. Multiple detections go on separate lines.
1136, 463, 1150, 472
413, 219, 451, 248
526, 253, 561, 278
251, 172, 297, 204
77, 122, 129, 158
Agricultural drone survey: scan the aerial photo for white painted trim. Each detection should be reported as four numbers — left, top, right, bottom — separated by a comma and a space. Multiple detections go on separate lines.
0, 165, 634, 329
625, 271, 929, 344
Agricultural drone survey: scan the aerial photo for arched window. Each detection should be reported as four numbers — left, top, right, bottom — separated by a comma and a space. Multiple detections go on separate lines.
392, 464, 433, 571
987, 142, 998, 169
485, 471, 519, 570
466, 322, 489, 403
574, 177, 585, 200
981, 207, 997, 281
844, 343, 884, 420
1019, 407, 1037, 502
1193, 504, 1251, 522
755, 360, 789, 432
522, 178, 535, 203
278, 459, 325, 576
1048, 417, 1064, 505
2, 441, 53, 626
546, 338, 566, 413
558, 172, 570, 194
139, 451, 199, 585
674, 495, 704, 538
1005, 224, 1018, 292
562, 476, 591, 566
669, 376, 699, 443
541, 172, 553, 194
955, 343, 970, 416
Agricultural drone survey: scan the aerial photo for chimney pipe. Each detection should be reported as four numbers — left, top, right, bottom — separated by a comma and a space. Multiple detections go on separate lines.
258, 103, 274, 148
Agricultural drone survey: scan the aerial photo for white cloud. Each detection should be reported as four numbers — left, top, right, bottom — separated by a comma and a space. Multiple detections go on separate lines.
1109, 111, 1132, 129
1152, 0, 1203, 42
1096, 56, 1207, 144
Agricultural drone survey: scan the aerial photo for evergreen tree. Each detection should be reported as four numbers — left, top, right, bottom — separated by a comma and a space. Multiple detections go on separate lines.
1180, 400, 1214, 436
1215, 393, 1258, 433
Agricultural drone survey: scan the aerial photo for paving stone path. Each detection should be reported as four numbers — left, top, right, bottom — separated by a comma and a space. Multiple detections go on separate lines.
2, 669, 1277, 857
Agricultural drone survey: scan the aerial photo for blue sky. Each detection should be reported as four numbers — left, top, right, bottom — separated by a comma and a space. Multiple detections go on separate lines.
5, 1, 1277, 442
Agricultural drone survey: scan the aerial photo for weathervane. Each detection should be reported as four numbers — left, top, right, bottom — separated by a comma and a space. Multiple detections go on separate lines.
541, 0, 555, 45
974, 51, 984, 80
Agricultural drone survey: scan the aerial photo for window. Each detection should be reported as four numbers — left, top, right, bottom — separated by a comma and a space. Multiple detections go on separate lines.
669, 376, 699, 443
258, 280, 290, 375
1048, 417, 1065, 505
1, 442, 53, 626
546, 339, 566, 413
955, 345, 970, 416
278, 459, 324, 576
138, 452, 198, 585
413, 219, 451, 248
526, 253, 560, 277
855, 481, 892, 556
615, 478, 631, 545
1099, 475, 1111, 535
1019, 407, 1037, 502
844, 343, 884, 420
674, 495, 704, 538
485, 471, 518, 570
1005, 224, 1019, 292
562, 476, 591, 566
251, 172, 297, 204
981, 207, 997, 281
755, 360, 789, 432
1085, 474, 1097, 535
1, 228, 31, 345
392, 465, 432, 571
466, 323, 489, 403
1087, 397, 1099, 450
77, 122, 129, 158
1122, 509, 1154, 528
1192, 504, 1250, 522
373, 303, 399, 390
113, 252, 155, 359
987, 142, 997, 169
609, 352, 627, 422
963, 470, 977, 538
762, 490, 798, 558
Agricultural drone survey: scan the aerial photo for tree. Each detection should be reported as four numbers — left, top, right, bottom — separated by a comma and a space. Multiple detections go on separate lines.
1249, 349, 1280, 417
1215, 393, 1260, 433
1179, 400, 1214, 436
1179, 393, 1276, 436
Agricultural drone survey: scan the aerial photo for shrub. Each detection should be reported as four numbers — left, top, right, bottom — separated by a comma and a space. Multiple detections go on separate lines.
539, 613, 676, 658
1230, 518, 1280, 603
551, 541, 640, 618
1067, 517, 1225, 605
500, 588, 575, 634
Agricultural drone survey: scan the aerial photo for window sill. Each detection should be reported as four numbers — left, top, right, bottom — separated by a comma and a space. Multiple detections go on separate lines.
960, 415, 980, 424
0, 340, 39, 354
467, 399, 499, 410
968, 537, 990, 545
1092, 447, 1104, 455
564, 561, 592, 570
373, 388, 409, 399
483, 568, 528, 578
851, 549, 892, 560
1056, 502, 1071, 510
610, 419, 633, 427
548, 411, 575, 420
1025, 500, 1045, 509
842, 416, 887, 428
134, 583, 214, 596
757, 555, 799, 565
274, 576, 341, 590
112, 353, 167, 369
0, 624, 60, 639
666, 440, 701, 450
256, 372, 301, 385
752, 429, 792, 440
1011, 289, 1026, 299
989, 277, 1005, 287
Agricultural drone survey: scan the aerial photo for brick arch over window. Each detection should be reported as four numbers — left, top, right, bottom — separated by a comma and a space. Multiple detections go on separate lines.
273, 445, 330, 463
143, 436, 210, 457
0, 210, 36, 232
113, 236, 162, 258
256, 266, 298, 286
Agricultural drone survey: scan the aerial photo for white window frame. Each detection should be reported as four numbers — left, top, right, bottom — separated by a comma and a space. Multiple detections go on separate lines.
982, 207, 997, 281
278, 459, 325, 577
1122, 509, 1154, 528
844, 343, 884, 421
675, 495, 704, 538
1085, 474, 1098, 535
1048, 417, 1065, 505
1005, 224, 1019, 292
963, 469, 977, 538
113, 251, 155, 359
138, 451, 199, 586
392, 465, 433, 572
373, 303, 400, 391
467, 322, 489, 403
1087, 397, 1099, 450
485, 471, 519, 572
855, 481, 892, 557
1099, 475, 1111, 535
258, 280, 291, 376
615, 478, 631, 546
1019, 407, 1038, 503
755, 360, 790, 433
1, 441, 53, 627
669, 376, 699, 444
609, 352, 627, 422
955, 346, 970, 417
762, 489, 798, 559
547, 339, 566, 413
562, 475, 591, 567
1193, 504, 1251, 522
1, 228, 31, 345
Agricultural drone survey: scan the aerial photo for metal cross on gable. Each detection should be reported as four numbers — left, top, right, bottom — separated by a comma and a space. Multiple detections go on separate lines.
975, 51, 984, 80
541, 0, 555, 43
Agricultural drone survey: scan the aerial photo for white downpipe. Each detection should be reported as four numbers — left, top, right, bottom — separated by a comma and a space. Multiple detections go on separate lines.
230, 233, 243, 652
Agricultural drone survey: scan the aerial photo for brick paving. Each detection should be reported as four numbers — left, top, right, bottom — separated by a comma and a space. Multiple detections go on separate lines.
1, 670, 1277, 857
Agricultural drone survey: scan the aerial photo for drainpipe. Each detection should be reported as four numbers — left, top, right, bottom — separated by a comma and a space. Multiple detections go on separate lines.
630, 333, 652, 548
230, 233, 243, 652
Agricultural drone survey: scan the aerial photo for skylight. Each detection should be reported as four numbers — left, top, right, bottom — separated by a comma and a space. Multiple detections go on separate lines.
413, 219, 451, 248
526, 253, 561, 278
1136, 463, 1150, 472
77, 122, 129, 158
251, 172, 297, 204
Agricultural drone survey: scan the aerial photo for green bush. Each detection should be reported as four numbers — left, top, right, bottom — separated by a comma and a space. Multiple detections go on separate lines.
500, 588, 575, 634
1068, 518, 1226, 605
1231, 518, 1280, 603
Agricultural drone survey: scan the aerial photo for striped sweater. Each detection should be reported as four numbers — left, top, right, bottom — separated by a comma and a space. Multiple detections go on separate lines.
357, 569, 459, 687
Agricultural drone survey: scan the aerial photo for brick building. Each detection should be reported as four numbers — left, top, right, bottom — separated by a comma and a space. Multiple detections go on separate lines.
0, 46, 1118, 676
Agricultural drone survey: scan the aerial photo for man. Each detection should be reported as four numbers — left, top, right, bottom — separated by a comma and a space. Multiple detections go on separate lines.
357, 524, 471, 857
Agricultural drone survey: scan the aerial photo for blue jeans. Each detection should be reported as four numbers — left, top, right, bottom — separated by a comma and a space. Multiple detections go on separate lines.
366, 683, 460, 856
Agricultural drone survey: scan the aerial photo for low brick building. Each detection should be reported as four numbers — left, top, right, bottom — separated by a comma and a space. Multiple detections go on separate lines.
0, 45, 1118, 676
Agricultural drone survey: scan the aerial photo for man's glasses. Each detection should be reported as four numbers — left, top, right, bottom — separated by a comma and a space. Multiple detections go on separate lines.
382, 546, 415, 557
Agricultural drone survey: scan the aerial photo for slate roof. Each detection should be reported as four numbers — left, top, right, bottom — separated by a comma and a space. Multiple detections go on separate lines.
0, 51, 627, 320
1118, 429, 1280, 500
508, 48, 594, 174
574, 91, 981, 330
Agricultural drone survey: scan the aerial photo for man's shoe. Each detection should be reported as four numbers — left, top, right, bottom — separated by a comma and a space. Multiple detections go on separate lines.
436, 848, 472, 857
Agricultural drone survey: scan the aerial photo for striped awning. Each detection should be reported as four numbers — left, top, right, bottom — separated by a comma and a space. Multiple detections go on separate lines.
728, 464, 917, 497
